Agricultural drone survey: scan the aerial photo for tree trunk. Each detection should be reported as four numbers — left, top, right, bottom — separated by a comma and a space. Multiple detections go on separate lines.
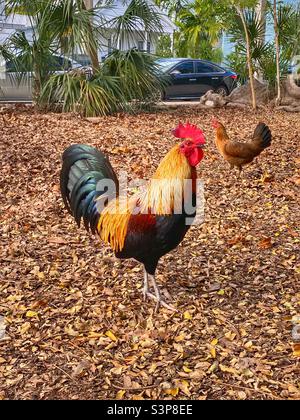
256, 0, 267, 42
83, 0, 100, 72
236, 6, 257, 110
32, 45, 42, 104
256, 0, 267, 81
273, 0, 281, 106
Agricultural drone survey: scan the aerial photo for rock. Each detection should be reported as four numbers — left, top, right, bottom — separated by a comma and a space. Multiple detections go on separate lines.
205, 100, 215, 107
279, 75, 300, 112
227, 79, 270, 106
199, 90, 228, 108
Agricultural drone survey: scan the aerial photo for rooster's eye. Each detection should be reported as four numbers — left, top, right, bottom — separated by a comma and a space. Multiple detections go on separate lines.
186, 141, 192, 146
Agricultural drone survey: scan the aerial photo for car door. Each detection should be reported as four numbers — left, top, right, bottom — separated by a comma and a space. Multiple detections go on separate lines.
166, 61, 198, 98
0, 60, 32, 101
194, 62, 225, 95
0, 60, 12, 100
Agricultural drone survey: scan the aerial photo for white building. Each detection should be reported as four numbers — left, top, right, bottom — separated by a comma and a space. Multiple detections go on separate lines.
0, 1, 30, 44
95, 0, 176, 55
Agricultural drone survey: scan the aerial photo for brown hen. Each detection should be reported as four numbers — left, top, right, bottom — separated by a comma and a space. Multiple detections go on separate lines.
212, 119, 272, 175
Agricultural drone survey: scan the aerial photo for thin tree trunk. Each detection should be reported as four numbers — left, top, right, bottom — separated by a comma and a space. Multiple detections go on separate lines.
257, 0, 267, 41
32, 45, 42, 104
83, 0, 100, 71
256, 0, 267, 81
236, 6, 257, 110
171, 31, 175, 57
273, 0, 281, 106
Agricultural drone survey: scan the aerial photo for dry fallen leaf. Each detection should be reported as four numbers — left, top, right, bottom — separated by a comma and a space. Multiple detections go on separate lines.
25, 310, 39, 318
165, 388, 179, 397
258, 237, 272, 249
105, 330, 117, 342
183, 311, 192, 320
292, 344, 300, 358
116, 390, 126, 399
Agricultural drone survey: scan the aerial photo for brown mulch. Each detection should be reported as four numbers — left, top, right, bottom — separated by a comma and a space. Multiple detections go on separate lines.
0, 106, 299, 400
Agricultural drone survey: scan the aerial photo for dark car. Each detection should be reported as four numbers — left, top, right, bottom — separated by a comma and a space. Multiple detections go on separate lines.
156, 58, 237, 100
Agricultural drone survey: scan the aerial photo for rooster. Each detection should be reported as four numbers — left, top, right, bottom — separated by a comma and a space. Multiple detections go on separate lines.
60, 123, 205, 311
212, 119, 272, 176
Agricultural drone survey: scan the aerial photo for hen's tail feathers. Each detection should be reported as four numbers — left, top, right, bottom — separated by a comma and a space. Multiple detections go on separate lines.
60, 144, 118, 234
252, 123, 272, 150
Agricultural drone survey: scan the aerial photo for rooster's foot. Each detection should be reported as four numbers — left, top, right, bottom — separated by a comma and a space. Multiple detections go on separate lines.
149, 274, 178, 312
142, 267, 177, 311
145, 292, 178, 312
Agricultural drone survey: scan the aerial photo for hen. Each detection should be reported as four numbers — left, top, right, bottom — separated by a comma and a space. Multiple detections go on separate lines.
212, 119, 272, 175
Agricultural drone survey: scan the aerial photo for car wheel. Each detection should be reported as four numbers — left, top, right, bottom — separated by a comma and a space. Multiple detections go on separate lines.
215, 86, 229, 97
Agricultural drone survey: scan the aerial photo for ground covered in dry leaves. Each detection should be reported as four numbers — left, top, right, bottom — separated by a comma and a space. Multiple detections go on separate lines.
0, 106, 299, 400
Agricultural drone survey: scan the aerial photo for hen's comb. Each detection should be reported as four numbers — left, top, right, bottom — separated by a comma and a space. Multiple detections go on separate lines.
172, 122, 204, 141
211, 117, 220, 128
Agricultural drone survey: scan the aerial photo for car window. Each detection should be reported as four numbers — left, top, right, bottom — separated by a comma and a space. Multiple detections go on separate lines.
174, 61, 194, 74
48, 56, 72, 71
5, 56, 72, 73
6, 61, 17, 72
156, 59, 181, 72
6, 60, 33, 72
196, 62, 222, 73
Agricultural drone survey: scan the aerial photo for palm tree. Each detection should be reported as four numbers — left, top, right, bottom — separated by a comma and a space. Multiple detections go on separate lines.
276, 2, 300, 60
272, 1, 300, 105
229, 5, 271, 109
108, 0, 164, 51
231, 6, 268, 109
228, 1, 300, 102
155, 0, 188, 20
174, 0, 226, 61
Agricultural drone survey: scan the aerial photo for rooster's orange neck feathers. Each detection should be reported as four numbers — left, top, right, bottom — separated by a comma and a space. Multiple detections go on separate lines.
215, 124, 229, 142
152, 144, 192, 180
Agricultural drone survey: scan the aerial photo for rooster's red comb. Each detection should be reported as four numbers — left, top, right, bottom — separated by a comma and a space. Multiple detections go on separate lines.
172, 122, 205, 142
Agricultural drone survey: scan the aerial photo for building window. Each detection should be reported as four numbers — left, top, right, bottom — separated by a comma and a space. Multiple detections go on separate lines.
107, 38, 112, 53
147, 41, 151, 53
138, 41, 144, 51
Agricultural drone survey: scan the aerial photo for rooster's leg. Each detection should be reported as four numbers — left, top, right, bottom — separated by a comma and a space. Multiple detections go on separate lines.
142, 266, 149, 300
146, 275, 177, 312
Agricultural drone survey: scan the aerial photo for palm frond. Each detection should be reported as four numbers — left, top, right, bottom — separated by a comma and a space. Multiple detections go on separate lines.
228, 9, 266, 46
47, 0, 101, 58
257, 42, 290, 89
108, 0, 164, 49
174, 0, 225, 60
276, 3, 300, 58
102, 49, 166, 102
40, 69, 127, 116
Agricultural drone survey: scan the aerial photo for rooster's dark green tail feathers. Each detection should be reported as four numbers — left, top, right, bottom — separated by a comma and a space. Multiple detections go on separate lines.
60, 144, 118, 234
